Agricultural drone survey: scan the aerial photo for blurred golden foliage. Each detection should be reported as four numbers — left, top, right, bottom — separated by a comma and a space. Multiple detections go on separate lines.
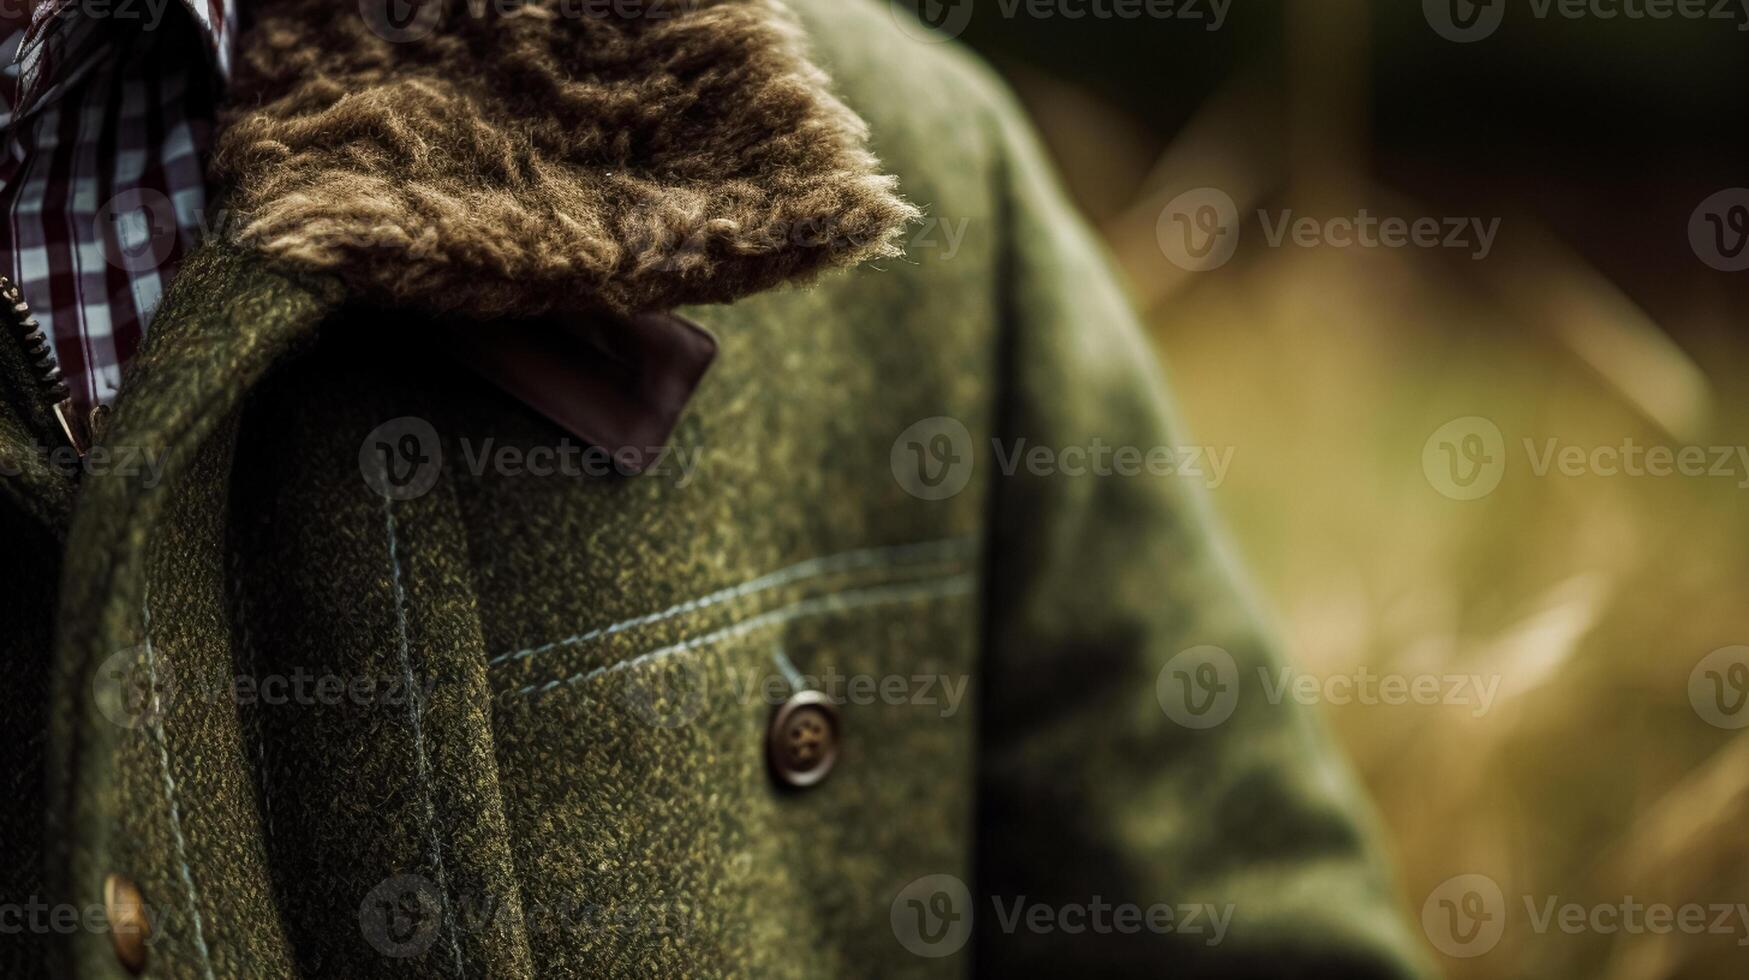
1004, 32, 1749, 980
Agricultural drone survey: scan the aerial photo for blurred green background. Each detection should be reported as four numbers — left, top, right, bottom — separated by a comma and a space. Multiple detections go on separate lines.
896, 1, 1749, 977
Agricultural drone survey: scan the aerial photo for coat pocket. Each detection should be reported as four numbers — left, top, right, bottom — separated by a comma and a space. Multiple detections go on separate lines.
485, 558, 981, 978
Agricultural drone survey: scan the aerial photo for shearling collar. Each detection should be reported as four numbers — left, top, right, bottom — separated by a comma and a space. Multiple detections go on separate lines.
209, 0, 918, 319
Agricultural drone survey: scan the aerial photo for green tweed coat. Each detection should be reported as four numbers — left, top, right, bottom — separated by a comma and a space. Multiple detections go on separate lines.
0, 0, 1431, 976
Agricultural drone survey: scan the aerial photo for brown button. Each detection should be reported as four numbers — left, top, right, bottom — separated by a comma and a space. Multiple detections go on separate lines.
767, 690, 840, 788
104, 873, 149, 974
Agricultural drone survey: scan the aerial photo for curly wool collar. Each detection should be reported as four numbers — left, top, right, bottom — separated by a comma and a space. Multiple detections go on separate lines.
209, 0, 919, 318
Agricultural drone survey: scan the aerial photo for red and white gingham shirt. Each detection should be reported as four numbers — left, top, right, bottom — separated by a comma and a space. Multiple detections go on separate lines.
0, 0, 233, 418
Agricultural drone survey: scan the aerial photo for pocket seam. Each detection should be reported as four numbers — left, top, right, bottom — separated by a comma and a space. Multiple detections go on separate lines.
508, 571, 976, 702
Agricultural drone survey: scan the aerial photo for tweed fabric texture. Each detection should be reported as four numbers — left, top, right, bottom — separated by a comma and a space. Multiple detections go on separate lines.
0, 1, 1432, 977
0, 505, 60, 979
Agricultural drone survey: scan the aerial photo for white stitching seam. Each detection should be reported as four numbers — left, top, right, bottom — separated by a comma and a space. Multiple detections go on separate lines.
513, 572, 976, 700
142, 593, 216, 980
229, 546, 275, 864
487, 537, 976, 670
384, 497, 465, 978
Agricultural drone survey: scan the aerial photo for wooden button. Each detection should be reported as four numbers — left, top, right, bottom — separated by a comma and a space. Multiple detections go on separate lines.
767, 690, 840, 788
104, 873, 149, 974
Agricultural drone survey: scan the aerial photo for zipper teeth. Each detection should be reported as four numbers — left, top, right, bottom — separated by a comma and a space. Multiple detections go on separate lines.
0, 274, 71, 404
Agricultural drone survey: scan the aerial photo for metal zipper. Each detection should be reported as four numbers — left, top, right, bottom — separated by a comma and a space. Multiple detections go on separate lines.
0, 274, 90, 457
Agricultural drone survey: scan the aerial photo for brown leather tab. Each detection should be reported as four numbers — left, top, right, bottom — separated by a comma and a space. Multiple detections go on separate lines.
449, 311, 716, 473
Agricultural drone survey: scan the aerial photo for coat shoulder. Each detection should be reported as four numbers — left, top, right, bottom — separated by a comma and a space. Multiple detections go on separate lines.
784, 0, 1034, 217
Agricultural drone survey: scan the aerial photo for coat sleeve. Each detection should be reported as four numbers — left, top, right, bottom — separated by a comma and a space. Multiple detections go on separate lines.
972, 98, 1433, 979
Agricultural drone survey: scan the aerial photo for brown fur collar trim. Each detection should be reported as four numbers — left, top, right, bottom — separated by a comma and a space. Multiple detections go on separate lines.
210, 0, 918, 318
